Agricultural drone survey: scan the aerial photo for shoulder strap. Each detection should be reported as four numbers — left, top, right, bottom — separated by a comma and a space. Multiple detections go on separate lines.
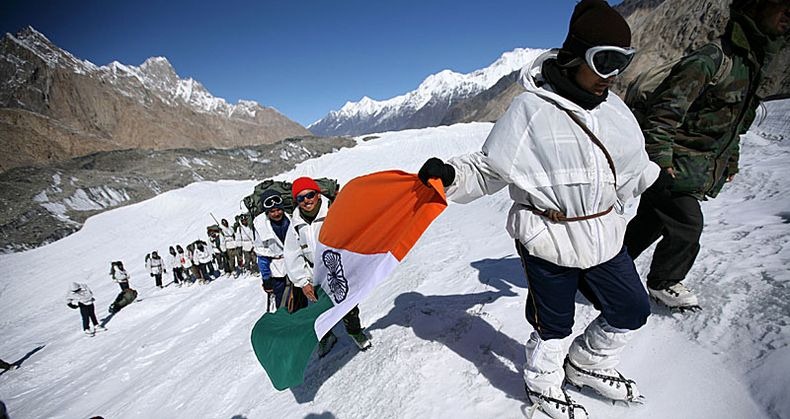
561, 108, 617, 186
526, 108, 618, 223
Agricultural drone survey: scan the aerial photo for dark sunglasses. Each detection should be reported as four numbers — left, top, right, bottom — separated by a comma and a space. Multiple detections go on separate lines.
263, 194, 283, 209
296, 191, 318, 203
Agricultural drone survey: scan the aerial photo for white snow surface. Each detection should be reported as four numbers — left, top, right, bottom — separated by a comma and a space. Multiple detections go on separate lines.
1, 104, 789, 418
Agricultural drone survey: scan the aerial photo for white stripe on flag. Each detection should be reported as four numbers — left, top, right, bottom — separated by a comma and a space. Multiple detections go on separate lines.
313, 242, 399, 339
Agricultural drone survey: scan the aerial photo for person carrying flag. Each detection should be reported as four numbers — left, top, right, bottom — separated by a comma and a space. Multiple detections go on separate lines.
418, 1, 658, 417
283, 176, 372, 357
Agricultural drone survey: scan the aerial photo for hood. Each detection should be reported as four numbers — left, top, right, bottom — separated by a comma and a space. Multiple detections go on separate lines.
518, 49, 595, 116
70, 282, 81, 292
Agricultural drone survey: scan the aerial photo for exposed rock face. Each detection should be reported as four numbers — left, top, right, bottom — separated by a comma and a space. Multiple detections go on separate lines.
0, 27, 311, 172
614, 0, 789, 96
0, 135, 355, 252
442, 0, 788, 126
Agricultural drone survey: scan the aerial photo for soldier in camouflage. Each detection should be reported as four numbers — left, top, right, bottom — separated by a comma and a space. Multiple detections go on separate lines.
624, 0, 788, 310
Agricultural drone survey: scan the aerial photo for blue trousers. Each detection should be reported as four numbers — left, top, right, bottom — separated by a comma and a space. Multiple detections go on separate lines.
516, 241, 650, 341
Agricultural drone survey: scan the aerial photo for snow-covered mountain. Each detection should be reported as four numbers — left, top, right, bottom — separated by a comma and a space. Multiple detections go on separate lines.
0, 26, 311, 172
308, 48, 545, 136
0, 101, 787, 418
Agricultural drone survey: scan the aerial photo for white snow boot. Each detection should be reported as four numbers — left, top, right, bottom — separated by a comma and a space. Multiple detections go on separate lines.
524, 332, 589, 418
84, 329, 95, 337
648, 282, 700, 311
565, 317, 643, 403
95, 325, 107, 332
527, 385, 588, 419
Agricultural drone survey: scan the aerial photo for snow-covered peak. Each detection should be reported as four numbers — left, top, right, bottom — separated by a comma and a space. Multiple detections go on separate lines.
1, 27, 269, 119
4, 26, 98, 74
310, 47, 546, 129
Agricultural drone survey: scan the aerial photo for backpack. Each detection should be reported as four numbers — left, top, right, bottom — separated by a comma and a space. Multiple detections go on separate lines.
242, 178, 341, 219
624, 40, 733, 112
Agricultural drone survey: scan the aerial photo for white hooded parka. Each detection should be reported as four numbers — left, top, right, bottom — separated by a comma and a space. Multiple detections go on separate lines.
446, 51, 659, 269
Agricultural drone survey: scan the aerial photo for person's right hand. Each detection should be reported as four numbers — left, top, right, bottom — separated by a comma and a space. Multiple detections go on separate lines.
666, 167, 677, 178
418, 157, 456, 187
302, 283, 317, 302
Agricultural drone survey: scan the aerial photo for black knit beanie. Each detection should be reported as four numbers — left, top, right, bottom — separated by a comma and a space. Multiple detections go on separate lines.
558, 0, 632, 66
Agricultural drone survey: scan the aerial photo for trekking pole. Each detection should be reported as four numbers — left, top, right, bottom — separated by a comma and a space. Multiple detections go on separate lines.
266, 292, 272, 312
209, 212, 220, 226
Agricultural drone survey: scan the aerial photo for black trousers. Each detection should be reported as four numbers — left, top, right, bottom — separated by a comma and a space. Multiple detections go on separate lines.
517, 241, 650, 340
154, 273, 163, 288
79, 303, 98, 330
624, 185, 703, 290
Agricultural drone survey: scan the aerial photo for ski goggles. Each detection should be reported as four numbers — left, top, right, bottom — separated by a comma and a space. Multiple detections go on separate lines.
295, 191, 318, 203
262, 194, 283, 210
584, 45, 636, 79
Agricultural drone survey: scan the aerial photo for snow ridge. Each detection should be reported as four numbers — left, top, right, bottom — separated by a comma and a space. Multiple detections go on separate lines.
308, 48, 546, 135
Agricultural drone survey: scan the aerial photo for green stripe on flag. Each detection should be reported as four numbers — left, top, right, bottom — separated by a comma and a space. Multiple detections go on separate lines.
251, 288, 334, 390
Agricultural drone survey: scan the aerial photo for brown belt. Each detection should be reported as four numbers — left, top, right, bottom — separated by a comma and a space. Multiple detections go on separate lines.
530, 205, 614, 222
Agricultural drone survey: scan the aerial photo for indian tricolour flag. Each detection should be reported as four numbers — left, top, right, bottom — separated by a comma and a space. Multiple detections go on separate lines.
251, 170, 447, 390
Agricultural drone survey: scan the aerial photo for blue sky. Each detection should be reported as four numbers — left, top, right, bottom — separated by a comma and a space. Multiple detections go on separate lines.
1, 1, 622, 126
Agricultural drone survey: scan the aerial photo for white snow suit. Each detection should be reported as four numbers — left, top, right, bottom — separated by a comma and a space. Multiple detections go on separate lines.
283, 195, 329, 288
66, 282, 95, 305
445, 50, 658, 397
252, 212, 289, 278
446, 50, 659, 269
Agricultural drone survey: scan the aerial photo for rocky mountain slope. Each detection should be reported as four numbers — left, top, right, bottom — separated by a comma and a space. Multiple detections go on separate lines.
0, 27, 311, 172
0, 135, 354, 253
308, 48, 545, 136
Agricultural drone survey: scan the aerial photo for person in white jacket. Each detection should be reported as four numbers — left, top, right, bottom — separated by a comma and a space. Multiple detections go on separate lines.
110, 261, 130, 291
253, 189, 293, 309
166, 246, 183, 287
221, 218, 240, 276
176, 245, 196, 284
147, 251, 165, 288
193, 242, 215, 284
66, 282, 106, 336
417, 1, 657, 417
237, 215, 257, 275
283, 177, 371, 357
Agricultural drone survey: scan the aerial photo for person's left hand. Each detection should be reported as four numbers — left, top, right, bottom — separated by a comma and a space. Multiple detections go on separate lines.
726, 173, 736, 182
302, 283, 317, 302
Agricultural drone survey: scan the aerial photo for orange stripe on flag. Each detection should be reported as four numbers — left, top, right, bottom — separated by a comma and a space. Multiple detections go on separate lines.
318, 170, 447, 260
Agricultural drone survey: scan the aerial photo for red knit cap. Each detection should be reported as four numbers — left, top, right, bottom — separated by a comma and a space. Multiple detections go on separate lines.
292, 177, 321, 199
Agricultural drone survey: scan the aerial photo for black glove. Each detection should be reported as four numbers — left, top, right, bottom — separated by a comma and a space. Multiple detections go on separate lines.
262, 278, 274, 293
652, 168, 675, 191
67, 303, 78, 309
418, 157, 456, 187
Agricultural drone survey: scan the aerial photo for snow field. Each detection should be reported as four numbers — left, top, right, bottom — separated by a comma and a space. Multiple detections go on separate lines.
1, 110, 788, 418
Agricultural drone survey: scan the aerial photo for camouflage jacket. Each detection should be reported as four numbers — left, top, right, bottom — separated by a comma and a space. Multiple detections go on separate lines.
634, 13, 784, 199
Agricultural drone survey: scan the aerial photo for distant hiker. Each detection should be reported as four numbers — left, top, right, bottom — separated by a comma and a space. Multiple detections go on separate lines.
194, 242, 215, 284
110, 261, 130, 291
208, 229, 228, 274
284, 177, 371, 356
238, 215, 258, 275
220, 219, 237, 275
623, 0, 789, 311
167, 246, 183, 287
176, 245, 197, 284
147, 251, 165, 288
253, 189, 294, 310
418, 1, 656, 417
66, 282, 106, 337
